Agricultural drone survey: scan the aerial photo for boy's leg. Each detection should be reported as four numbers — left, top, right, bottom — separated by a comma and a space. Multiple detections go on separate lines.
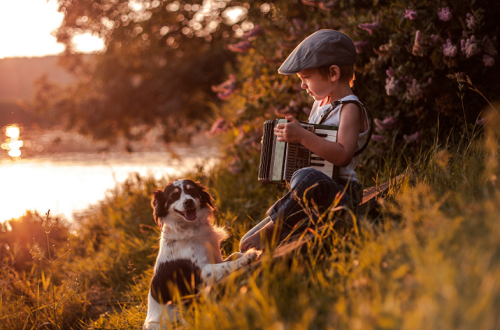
267, 168, 353, 231
239, 217, 271, 251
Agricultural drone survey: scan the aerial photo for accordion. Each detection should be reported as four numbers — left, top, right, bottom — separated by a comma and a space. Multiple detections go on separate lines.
258, 119, 339, 184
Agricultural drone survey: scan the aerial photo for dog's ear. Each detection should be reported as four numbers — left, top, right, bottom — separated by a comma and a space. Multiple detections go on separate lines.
195, 181, 216, 210
151, 189, 167, 228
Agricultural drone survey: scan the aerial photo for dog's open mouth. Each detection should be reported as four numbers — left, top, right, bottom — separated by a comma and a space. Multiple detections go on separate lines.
175, 208, 197, 221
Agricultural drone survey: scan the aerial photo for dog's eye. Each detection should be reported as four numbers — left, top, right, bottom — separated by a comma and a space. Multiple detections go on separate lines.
169, 191, 180, 200
185, 187, 196, 195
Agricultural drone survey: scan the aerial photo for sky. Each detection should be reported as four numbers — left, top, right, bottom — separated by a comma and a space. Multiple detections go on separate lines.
0, 0, 104, 58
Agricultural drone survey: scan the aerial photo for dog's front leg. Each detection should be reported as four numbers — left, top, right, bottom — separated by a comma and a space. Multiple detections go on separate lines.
201, 250, 257, 283
224, 252, 244, 261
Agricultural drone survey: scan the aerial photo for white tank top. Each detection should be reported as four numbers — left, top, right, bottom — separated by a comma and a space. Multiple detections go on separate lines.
308, 94, 370, 183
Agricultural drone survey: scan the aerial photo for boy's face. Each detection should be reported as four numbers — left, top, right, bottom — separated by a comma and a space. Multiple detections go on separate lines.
296, 68, 335, 101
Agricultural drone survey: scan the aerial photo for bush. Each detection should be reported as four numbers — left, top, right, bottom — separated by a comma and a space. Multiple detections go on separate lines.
209, 0, 500, 183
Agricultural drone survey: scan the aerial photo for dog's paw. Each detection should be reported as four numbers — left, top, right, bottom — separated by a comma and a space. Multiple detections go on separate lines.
143, 321, 159, 330
225, 252, 244, 261
241, 248, 259, 264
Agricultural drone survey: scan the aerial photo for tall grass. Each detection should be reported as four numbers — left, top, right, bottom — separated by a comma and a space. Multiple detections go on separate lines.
2, 105, 500, 329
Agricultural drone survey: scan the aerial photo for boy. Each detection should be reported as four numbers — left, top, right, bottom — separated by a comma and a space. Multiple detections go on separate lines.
240, 30, 371, 252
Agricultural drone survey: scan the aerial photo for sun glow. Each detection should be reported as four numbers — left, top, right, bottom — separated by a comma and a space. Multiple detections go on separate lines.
0, 0, 105, 58
72, 33, 106, 53
2, 124, 23, 159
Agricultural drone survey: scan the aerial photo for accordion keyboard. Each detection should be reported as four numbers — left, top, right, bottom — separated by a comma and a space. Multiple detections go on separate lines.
309, 128, 337, 176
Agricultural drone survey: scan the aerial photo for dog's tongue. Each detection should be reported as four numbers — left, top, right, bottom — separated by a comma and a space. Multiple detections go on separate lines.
184, 209, 196, 220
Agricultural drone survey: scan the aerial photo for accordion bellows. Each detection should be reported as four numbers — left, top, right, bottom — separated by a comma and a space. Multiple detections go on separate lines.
258, 119, 338, 184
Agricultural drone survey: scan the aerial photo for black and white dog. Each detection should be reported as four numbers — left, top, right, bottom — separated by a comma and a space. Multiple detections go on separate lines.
144, 179, 256, 329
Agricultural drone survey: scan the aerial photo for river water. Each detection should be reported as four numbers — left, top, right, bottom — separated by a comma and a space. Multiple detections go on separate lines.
0, 130, 219, 222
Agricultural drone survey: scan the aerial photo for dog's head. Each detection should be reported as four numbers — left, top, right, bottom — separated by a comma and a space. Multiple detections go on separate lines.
151, 179, 215, 228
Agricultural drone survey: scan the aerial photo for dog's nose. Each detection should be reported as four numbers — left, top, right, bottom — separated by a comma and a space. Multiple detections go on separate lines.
184, 199, 195, 209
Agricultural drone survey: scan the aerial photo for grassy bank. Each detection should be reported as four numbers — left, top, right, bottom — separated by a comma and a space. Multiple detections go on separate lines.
2, 107, 500, 329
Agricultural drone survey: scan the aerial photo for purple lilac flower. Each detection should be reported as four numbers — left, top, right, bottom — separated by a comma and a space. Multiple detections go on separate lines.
404, 8, 418, 20
379, 40, 393, 52
211, 74, 237, 100
483, 36, 498, 56
318, 1, 335, 11
403, 132, 420, 143
386, 67, 396, 78
228, 40, 251, 53
413, 30, 424, 56
354, 40, 369, 53
385, 77, 400, 96
374, 117, 397, 132
358, 22, 379, 35
461, 35, 480, 58
242, 24, 261, 40
302, 107, 311, 115
406, 79, 423, 100
301, 0, 320, 6
207, 118, 227, 136
371, 134, 387, 143
428, 77, 433, 84
442, 39, 457, 57
466, 13, 477, 30
483, 54, 495, 66
438, 7, 452, 21
430, 34, 444, 45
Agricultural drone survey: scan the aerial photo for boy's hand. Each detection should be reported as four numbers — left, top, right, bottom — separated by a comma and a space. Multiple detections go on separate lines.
274, 116, 304, 143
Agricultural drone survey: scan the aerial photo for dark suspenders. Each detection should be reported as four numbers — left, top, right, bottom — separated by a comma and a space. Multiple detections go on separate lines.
317, 99, 374, 181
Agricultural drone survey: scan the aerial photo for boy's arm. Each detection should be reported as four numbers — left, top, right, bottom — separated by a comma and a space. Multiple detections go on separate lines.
274, 103, 362, 167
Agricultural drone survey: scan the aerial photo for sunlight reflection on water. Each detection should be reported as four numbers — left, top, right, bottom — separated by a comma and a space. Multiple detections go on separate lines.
0, 148, 219, 222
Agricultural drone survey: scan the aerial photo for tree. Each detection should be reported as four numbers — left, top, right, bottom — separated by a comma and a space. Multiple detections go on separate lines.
35, 0, 253, 142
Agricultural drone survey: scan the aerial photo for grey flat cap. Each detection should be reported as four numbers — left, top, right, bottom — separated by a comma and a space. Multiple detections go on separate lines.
278, 30, 356, 75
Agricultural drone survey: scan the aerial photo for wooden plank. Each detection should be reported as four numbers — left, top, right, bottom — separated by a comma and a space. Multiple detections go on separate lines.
269, 174, 405, 260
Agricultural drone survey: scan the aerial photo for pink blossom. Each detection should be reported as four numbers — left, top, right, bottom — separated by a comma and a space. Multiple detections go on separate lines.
371, 134, 387, 143
404, 8, 418, 20
442, 39, 457, 57
438, 7, 452, 21
428, 77, 433, 84
302, 107, 311, 115
386, 67, 396, 78
385, 77, 400, 96
228, 40, 251, 53
242, 24, 261, 40
207, 118, 227, 136
403, 131, 420, 143
354, 40, 369, 53
405, 79, 423, 100
301, 0, 320, 6
461, 35, 480, 58
318, 1, 336, 10
211, 74, 237, 100
358, 22, 379, 35
430, 34, 444, 45
482, 36, 498, 56
466, 13, 477, 30
374, 117, 397, 132
483, 54, 495, 66
413, 30, 424, 56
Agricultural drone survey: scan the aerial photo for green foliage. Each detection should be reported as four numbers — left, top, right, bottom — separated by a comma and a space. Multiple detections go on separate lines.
208, 0, 500, 181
